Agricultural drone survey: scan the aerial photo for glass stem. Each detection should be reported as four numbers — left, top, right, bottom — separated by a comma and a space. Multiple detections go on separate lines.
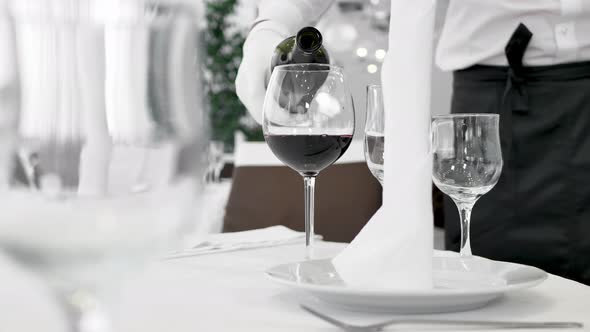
56, 289, 111, 332
456, 200, 475, 257
304, 176, 316, 259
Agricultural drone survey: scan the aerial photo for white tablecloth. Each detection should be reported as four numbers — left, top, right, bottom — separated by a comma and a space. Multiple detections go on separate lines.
0, 242, 589, 331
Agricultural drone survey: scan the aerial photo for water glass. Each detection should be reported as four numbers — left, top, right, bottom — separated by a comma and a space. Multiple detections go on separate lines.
364, 85, 384, 185
431, 114, 503, 257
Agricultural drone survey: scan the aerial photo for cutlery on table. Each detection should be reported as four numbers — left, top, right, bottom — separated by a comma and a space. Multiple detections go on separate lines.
301, 304, 583, 331
162, 226, 319, 259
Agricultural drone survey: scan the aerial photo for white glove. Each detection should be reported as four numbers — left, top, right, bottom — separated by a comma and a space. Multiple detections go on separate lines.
235, 22, 287, 125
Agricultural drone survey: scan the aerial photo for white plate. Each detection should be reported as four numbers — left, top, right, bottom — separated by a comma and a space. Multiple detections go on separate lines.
266, 253, 547, 314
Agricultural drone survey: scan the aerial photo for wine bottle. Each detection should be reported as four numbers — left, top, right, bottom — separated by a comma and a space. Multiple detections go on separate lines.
269, 27, 330, 114
270, 26, 330, 72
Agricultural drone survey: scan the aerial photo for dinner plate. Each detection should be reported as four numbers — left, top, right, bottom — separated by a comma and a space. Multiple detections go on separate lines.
266, 252, 547, 314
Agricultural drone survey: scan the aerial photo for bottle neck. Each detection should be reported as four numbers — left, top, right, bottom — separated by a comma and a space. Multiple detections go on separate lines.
296, 26, 322, 54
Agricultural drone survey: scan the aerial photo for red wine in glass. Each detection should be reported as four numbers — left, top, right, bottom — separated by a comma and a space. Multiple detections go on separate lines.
264, 134, 353, 176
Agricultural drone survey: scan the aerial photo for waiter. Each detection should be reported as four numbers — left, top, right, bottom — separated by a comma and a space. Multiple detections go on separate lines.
236, 0, 590, 285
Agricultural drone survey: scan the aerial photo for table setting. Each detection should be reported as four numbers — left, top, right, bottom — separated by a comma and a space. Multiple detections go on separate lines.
0, 0, 589, 331
2, 240, 589, 332
114, 244, 590, 332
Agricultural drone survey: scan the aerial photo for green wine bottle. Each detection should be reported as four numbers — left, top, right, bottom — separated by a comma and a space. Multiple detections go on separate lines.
270, 27, 330, 114
270, 26, 330, 72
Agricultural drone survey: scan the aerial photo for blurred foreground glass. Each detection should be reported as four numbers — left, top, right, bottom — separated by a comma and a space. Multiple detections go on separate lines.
364, 85, 384, 185
0, 1, 207, 331
431, 114, 502, 257
263, 64, 354, 258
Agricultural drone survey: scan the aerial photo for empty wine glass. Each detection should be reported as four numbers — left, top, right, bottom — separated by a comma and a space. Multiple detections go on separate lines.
364, 85, 384, 185
263, 64, 355, 258
0, 1, 207, 331
431, 114, 503, 257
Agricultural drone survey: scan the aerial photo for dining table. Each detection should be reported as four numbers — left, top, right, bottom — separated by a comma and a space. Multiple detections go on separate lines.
0, 241, 589, 331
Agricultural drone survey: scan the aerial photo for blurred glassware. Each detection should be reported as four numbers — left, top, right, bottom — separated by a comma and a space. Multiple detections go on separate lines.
208, 140, 225, 183
367, 0, 391, 32
0, 0, 208, 331
364, 85, 384, 185
431, 114, 503, 257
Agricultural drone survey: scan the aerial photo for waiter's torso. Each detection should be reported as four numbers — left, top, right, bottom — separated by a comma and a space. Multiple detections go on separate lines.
439, 1, 590, 285
436, 0, 590, 71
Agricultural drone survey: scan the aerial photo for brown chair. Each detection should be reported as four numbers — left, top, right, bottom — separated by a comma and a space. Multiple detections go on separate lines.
223, 162, 382, 243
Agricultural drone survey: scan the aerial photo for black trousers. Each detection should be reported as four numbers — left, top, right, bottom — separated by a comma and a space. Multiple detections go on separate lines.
445, 62, 590, 285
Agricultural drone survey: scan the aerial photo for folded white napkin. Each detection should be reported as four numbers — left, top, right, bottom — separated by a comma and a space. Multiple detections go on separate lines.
332, 0, 436, 289
165, 226, 319, 259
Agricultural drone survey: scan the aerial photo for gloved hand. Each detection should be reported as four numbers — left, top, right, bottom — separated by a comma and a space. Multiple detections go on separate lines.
235, 23, 287, 124
236, 0, 334, 124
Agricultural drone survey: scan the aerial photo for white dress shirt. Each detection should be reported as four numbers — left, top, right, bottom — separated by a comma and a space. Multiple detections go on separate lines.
236, 0, 590, 121
436, 0, 590, 71
249, 0, 590, 71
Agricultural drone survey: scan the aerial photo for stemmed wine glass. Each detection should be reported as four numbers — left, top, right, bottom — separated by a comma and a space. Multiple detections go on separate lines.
431, 114, 503, 257
263, 64, 355, 258
364, 85, 384, 185
0, 2, 207, 331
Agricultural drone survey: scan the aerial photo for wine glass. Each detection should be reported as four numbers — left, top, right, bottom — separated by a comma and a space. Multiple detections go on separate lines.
263, 64, 355, 258
0, 1, 207, 331
364, 85, 384, 185
431, 114, 503, 257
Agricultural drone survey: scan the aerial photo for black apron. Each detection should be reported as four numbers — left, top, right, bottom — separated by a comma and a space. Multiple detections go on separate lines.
445, 23, 590, 285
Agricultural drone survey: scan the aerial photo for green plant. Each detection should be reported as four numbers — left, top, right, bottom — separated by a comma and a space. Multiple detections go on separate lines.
205, 0, 263, 149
